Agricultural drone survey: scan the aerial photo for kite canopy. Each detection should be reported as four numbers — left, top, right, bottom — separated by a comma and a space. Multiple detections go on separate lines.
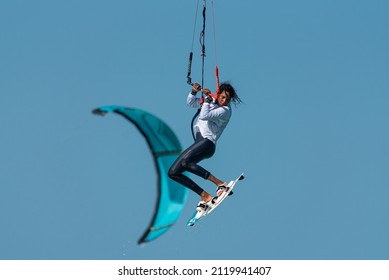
92, 105, 188, 244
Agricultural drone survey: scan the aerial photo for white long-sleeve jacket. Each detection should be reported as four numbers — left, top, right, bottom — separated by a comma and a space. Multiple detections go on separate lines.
187, 92, 231, 144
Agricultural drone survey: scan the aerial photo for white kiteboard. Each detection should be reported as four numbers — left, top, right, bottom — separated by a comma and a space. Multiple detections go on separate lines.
187, 173, 245, 226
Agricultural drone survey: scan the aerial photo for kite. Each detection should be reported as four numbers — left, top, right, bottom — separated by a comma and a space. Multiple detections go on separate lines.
92, 105, 188, 245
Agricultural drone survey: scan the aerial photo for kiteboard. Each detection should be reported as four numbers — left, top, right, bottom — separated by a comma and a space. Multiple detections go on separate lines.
187, 173, 245, 226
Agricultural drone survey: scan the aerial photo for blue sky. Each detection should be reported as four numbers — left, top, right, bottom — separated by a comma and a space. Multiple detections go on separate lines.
1, 0, 388, 260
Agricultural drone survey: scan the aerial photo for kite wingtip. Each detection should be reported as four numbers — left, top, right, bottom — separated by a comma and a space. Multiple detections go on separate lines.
137, 239, 148, 247
92, 108, 107, 116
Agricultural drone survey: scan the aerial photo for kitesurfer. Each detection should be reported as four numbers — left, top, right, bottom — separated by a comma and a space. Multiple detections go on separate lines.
168, 82, 241, 211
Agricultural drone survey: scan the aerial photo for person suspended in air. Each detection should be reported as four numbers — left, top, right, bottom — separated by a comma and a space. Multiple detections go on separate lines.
168, 81, 242, 212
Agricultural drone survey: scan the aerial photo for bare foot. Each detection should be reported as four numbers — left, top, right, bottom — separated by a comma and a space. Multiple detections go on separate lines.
200, 191, 213, 203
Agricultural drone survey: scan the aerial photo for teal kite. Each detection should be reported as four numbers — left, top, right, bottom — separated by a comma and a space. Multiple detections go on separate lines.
92, 106, 188, 244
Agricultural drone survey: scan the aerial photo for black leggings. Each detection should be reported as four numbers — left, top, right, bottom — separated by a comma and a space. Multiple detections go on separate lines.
168, 132, 216, 195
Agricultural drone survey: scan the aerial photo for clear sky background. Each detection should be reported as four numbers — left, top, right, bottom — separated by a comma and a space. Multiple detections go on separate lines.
1, 0, 388, 260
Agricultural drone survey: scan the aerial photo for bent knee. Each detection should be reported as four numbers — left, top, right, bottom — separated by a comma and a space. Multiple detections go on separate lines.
168, 167, 179, 179
169, 161, 188, 177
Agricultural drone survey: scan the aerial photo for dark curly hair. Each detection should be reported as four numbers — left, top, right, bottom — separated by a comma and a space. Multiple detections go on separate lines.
218, 82, 242, 105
